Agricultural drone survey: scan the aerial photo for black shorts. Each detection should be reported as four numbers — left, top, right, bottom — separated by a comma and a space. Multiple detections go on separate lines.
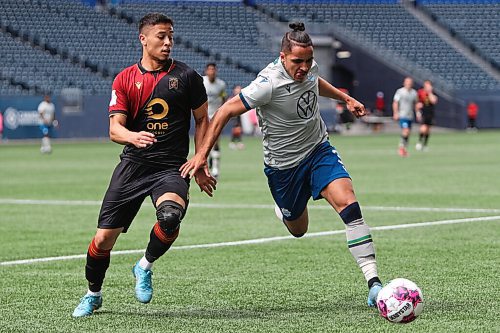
421, 111, 434, 126
97, 159, 190, 232
422, 115, 434, 126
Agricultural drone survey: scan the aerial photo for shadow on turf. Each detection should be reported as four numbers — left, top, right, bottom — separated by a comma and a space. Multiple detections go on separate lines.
92, 302, 375, 319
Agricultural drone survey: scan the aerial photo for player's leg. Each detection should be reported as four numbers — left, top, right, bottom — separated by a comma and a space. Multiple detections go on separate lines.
73, 161, 147, 317
311, 142, 382, 306
40, 125, 51, 154
398, 120, 411, 157
132, 171, 189, 303
209, 140, 221, 178
265, 163, 311, 238
72, 227, 123, 317
321, 179, 382, 306
416, 124, 425, 151
275, 206, 309, 237
421, 122, 431, 150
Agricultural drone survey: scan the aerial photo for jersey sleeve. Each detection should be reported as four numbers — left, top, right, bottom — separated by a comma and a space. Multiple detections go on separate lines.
188, 69, 208, 110
393, 89, 401, 102
240, 75, 272, 110
108, 72, 128, 116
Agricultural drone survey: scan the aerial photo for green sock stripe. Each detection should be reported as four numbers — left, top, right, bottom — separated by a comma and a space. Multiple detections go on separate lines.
347, 234, 372, 246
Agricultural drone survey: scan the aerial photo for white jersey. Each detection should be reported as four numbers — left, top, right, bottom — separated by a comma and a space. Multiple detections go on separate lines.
393, 87, 417, 120
203, 76, 227, 119
38, 100, 55, 125
240, 58, 328, 169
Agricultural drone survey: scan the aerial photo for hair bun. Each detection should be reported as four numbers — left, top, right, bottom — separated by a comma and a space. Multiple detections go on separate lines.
289, 22, 305, 32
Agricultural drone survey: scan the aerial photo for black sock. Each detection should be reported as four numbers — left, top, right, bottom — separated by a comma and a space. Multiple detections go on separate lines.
368, 277, 382, 289
145, 222, 179, 263
85, 238, 111, 292
424, 134, 429, 146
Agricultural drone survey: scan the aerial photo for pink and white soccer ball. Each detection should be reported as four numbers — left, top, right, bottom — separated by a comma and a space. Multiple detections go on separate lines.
376, 278, 424, 323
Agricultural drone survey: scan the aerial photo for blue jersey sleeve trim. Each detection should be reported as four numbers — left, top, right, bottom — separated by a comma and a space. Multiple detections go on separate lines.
239, 92, 252, 111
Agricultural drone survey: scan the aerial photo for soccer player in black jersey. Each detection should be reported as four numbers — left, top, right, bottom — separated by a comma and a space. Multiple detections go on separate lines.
72, 13, 216, 317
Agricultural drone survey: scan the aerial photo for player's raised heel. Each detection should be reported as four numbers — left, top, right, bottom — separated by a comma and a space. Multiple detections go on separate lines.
367, 282, 383, 307
72, 294, 102, 317
132, 261, 153, 303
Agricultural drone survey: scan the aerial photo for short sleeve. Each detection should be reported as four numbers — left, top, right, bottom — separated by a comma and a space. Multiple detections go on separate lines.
240, 75, 272, 110
393, 89, 401, 102
188, 69, 208, 110
109, 72, 129, 116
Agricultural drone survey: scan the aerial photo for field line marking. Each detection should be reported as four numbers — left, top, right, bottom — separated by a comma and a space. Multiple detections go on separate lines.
1, 215, 499, 266
0, 198, 499, 214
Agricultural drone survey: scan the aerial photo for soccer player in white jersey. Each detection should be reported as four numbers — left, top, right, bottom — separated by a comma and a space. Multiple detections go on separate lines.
181, 22, 383, 307
38, 94, 56, 154
392, 77, 418, 157
203, 63, 227, 178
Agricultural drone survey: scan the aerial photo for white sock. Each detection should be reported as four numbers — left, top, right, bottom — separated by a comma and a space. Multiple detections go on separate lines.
86, 290, 102, 297
138, 256, 153, 271
360, 259, 379, 283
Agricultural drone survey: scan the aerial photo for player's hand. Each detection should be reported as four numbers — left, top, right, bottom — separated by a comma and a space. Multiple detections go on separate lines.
131, 131, 157, 148
194, 167, 217, 197
346, 98, 366, 118
180, 154, 207, 179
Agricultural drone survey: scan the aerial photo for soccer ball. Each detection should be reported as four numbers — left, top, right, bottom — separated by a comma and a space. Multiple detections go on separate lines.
376, 278, 423, 323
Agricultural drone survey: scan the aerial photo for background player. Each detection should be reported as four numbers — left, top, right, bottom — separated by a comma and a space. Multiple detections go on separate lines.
416, 80, 438, 151
72, 13, 216, 318
203, 63, 227, 178
229, 85, 245, 150
392, 77, 418, 157
38, 94, 56, 154
181, 22, 383, 308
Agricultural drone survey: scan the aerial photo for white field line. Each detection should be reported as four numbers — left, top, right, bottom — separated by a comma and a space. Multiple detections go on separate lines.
0, 198, 499, 214
1, 215, 499, 266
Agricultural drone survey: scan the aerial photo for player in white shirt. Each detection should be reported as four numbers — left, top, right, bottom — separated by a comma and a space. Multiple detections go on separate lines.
392, 77, 418, 157
203, 63, 227, 178
38, 95, 56, 154
181, 22, 383, 307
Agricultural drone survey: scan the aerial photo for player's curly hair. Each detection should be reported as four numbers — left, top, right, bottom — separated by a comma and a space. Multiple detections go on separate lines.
139, 13, 174, 32
281, 22, 313, 53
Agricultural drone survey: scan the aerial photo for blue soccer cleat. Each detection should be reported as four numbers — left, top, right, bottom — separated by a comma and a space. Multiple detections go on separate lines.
367, 282, 383, 307
132, 261, 153, 303
72, 294, 102, 317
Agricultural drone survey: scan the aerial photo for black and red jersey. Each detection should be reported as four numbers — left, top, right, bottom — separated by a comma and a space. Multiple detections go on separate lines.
109, 59, 207, 168
417, 88, 437, 116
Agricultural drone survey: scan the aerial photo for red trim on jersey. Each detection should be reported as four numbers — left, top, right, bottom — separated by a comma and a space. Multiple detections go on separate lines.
109, 60, 176, 122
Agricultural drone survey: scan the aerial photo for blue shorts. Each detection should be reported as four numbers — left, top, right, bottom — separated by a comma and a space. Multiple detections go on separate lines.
399, 118, 412, 129
264, 141, 351, 221
40, 124, 53, 137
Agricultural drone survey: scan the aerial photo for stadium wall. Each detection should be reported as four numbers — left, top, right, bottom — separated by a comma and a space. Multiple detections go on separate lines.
329, 37, 469, 129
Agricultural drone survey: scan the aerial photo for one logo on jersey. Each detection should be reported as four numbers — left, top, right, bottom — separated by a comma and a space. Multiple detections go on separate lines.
109, 90, 117, 107
169, 78, 178, 90
259, 75, 269, 83
135, 81, 142, 89
144, 98, 169, 134
297, 90, 317, 119
285, 85, 291, 93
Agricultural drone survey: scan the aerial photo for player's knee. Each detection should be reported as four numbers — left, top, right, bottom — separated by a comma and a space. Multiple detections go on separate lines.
291, 232, 305, 238
156, 200, 185, 234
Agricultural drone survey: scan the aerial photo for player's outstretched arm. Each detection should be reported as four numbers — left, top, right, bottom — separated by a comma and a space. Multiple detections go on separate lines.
318, 77, 366, 118
109, 114, 157, 148
180, 95, 247, 179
